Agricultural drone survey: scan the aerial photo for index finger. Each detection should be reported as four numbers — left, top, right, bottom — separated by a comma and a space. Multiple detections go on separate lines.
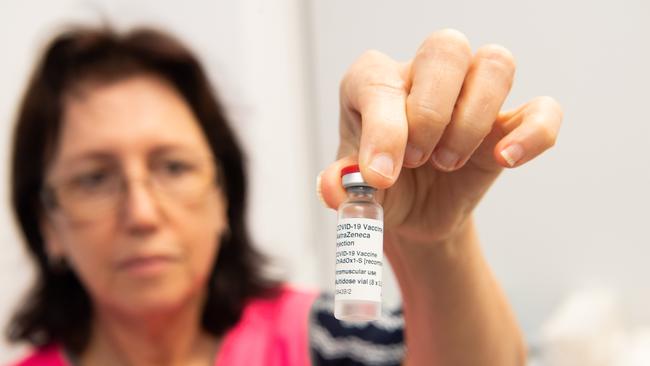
340, 50, 408, 189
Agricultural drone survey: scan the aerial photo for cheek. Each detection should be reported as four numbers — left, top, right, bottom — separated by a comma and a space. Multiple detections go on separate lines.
178, 193, 227, 285
57, 221, 118, 298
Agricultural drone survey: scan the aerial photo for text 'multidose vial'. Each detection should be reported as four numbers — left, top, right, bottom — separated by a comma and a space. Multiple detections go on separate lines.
335, 164, 383, 321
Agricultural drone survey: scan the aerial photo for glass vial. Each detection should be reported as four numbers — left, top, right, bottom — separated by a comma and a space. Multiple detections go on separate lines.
335, 164, 383, 321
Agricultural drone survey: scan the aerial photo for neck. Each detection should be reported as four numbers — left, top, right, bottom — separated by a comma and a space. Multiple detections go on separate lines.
81, 293, 219, 366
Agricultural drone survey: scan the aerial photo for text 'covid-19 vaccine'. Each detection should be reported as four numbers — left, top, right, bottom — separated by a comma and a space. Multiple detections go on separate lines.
335, 164, 383, 321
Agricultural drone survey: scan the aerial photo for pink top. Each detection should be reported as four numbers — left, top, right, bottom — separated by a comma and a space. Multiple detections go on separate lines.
13, 285, 319, 366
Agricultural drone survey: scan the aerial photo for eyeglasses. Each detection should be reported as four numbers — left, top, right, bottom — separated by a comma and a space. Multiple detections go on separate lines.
42, 155, 220, 222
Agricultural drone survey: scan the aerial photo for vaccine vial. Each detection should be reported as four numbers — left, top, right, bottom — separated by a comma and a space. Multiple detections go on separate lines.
335, 164, 383, 321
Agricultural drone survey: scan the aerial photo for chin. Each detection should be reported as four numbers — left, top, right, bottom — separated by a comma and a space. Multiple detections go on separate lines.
111, 273, 206, 317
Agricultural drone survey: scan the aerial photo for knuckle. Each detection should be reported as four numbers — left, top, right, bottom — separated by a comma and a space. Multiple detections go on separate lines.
359, 78, 407, 105
340, 50, 386, 86
359, 49, 386, 62
534, 95, 562, 114
476, 44, 517, 72
434, 28, 472, 50
419, 28, 472, 62
468, 121, 493, 140
355, 49, 395, 74
476, 44, 516, 66
531, 95, 564, 132
340, 50, 404, 102
459, 113, 494, 139
407, 97, 449, 127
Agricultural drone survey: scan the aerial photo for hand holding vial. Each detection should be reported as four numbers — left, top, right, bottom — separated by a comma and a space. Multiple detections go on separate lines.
317, 28, 563, 364
318, 28, 562, 255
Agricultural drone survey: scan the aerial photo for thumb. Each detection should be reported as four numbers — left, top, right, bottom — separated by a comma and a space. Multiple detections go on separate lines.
317, 155, 359, 210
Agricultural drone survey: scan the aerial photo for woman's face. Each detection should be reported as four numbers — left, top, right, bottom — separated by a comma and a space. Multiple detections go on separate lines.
43, 75, 227, 316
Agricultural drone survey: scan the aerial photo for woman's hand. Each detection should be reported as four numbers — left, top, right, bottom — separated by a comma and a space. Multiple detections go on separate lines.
319, 28, 563, 248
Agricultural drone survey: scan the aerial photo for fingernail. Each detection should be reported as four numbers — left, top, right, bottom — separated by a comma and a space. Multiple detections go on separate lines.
404, 144, 424, 166
369, 153, 394, 179
500, 144, 524, 167
432, 148, 459, 171
316, 170, 327, 208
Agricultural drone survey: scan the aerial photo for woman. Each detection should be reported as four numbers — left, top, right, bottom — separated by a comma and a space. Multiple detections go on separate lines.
7, 25, 562, 365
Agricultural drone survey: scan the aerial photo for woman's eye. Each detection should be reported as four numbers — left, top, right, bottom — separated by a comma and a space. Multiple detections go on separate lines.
162, 160, 194, 176
72, 171, 110, 190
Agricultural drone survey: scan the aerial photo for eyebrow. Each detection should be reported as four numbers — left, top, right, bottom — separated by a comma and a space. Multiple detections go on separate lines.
148, 144, 202, 157
59, 151, 116, 166
60, 144, 206, 166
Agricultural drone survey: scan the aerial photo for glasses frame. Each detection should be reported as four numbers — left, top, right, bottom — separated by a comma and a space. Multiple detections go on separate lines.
41, 157, 223, 221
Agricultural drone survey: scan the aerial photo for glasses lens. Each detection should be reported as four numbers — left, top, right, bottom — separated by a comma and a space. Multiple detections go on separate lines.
50, 157, 217, 221
55, 168, 122, 220
150, 156, 215, 204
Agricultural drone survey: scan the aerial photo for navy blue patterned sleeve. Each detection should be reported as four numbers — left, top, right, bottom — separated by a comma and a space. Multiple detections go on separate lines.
308, 292, 405, 366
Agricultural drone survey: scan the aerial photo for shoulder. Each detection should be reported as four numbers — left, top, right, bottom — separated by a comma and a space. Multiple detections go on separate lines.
11, 344, 68, 366
215, 284, 319, 365
308, 293, 405, 366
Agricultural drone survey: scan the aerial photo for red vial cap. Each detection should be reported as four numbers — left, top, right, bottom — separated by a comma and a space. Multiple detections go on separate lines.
340, 164, 360, 177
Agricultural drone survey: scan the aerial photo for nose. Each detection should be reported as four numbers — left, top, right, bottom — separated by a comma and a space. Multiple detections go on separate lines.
121, 178, 162, 235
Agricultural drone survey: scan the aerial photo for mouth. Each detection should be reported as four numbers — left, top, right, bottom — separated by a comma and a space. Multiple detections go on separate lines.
116, 254, 178, 277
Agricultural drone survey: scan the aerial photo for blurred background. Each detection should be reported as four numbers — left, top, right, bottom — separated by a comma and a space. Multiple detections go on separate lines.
1, 0, 648, 364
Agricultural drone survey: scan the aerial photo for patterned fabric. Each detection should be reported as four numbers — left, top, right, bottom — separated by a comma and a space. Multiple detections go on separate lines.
308, 293, 405, 366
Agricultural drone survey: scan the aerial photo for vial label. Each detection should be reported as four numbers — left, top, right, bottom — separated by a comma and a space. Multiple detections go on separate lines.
335, 218, 383, 302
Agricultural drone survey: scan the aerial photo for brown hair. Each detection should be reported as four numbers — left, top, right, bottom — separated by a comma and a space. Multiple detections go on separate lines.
6, 26, 279, 354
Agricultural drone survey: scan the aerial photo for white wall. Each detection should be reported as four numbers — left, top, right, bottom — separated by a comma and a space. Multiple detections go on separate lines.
307, 0, 650, 346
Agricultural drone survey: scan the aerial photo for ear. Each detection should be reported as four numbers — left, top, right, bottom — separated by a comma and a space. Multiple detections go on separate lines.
40, 215, 65, 260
